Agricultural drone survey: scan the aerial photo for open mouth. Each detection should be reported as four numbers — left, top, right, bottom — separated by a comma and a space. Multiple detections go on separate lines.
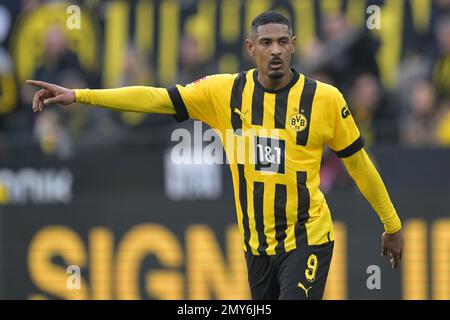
269, 60, 282, 70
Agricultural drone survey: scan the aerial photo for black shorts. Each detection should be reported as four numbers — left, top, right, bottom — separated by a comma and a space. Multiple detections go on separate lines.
245, 241, 334, 300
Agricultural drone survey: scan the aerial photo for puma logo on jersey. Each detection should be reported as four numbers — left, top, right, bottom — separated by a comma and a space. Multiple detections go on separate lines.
297, 282, 312, 298
234, 108, 248, 122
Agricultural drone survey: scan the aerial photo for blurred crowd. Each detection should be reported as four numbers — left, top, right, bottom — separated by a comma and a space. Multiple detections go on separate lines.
298, 6, 450, 150
0, 0, 450, 166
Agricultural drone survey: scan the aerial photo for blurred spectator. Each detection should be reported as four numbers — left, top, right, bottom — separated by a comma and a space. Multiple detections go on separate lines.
175, 34, 215, 138
0, 3, 16, 157
0, 0, 449, 156
435, 0, 450, 15
0, 4, 11, 46
349, 73, 398, 146
431, 15, 450, 101
320, 148, 351, 194
28, 25, 88, 158
0, 4, 15, 116
299, 14, 380, 92
116, 45, 175, 145
33, 25, 82, 84
33, 108, 73, 159
401, 79, 440, 147
178, 35, 215, 84
436, 100, 450, 146
119, 46, 154, 87
118, 46, 154, 129
0, 49, 17, 154
309, 70, 335, 86
21, 0, 43, 11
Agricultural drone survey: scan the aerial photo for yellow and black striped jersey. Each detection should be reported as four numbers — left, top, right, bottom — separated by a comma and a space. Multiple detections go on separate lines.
168, 68, 364, 256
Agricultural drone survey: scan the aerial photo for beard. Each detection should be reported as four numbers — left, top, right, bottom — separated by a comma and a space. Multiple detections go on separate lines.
267, 69, 285, 79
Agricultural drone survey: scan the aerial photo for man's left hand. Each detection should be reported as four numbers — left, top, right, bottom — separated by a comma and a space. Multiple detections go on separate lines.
381, 229, 404, 269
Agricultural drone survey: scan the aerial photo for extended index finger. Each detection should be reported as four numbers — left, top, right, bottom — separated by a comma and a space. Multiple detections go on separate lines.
26, 80, 54, 90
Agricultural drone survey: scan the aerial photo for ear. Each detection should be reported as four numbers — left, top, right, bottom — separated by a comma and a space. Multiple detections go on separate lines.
245, 38, 255, 56
291, 36, 297, 54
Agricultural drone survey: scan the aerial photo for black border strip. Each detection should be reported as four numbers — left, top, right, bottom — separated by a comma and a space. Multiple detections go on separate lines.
238, 164, 251, 252
251, 87, 264, 126
274, 183, 288, 254
334, 135, 365, 158
294, 171, 310, 248
254, 181, 268, 254
167, 86, 189, 122
296, 78, 317, 146
274, 89, 289, 129
230, 71, 248, 133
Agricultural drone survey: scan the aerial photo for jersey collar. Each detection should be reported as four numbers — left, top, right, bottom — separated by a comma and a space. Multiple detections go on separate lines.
253, 68, 300, 94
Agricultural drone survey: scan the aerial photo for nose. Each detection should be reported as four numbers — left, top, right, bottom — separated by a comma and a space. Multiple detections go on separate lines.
270, 43, 282, 57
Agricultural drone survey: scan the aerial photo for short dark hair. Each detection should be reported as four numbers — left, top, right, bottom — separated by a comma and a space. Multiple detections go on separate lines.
251, 11, 292, 35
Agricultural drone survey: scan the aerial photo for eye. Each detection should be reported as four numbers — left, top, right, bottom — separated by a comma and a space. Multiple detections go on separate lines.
280, 39, 288, 45
261, 40, 270, 46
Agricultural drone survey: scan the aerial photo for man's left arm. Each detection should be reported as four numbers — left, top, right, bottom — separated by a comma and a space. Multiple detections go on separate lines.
342, 148, 404, 269
324, 85, 404, 269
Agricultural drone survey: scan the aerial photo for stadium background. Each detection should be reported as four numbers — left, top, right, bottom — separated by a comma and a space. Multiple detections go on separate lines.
0, 0, 449, 300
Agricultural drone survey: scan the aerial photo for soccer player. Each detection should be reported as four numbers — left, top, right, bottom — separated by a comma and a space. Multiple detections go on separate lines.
28, 11, 403, 300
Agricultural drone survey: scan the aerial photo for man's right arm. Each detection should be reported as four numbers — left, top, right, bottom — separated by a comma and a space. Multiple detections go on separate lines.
27, 80, 176, 115
74, 87, 175, 115
28, 74, 235, 127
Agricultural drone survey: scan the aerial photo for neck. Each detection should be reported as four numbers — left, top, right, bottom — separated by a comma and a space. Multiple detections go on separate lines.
257, 68, 294, 91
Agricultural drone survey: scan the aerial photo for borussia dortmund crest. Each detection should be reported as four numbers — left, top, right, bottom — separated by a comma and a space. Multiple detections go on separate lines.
289, 113, 308, 132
